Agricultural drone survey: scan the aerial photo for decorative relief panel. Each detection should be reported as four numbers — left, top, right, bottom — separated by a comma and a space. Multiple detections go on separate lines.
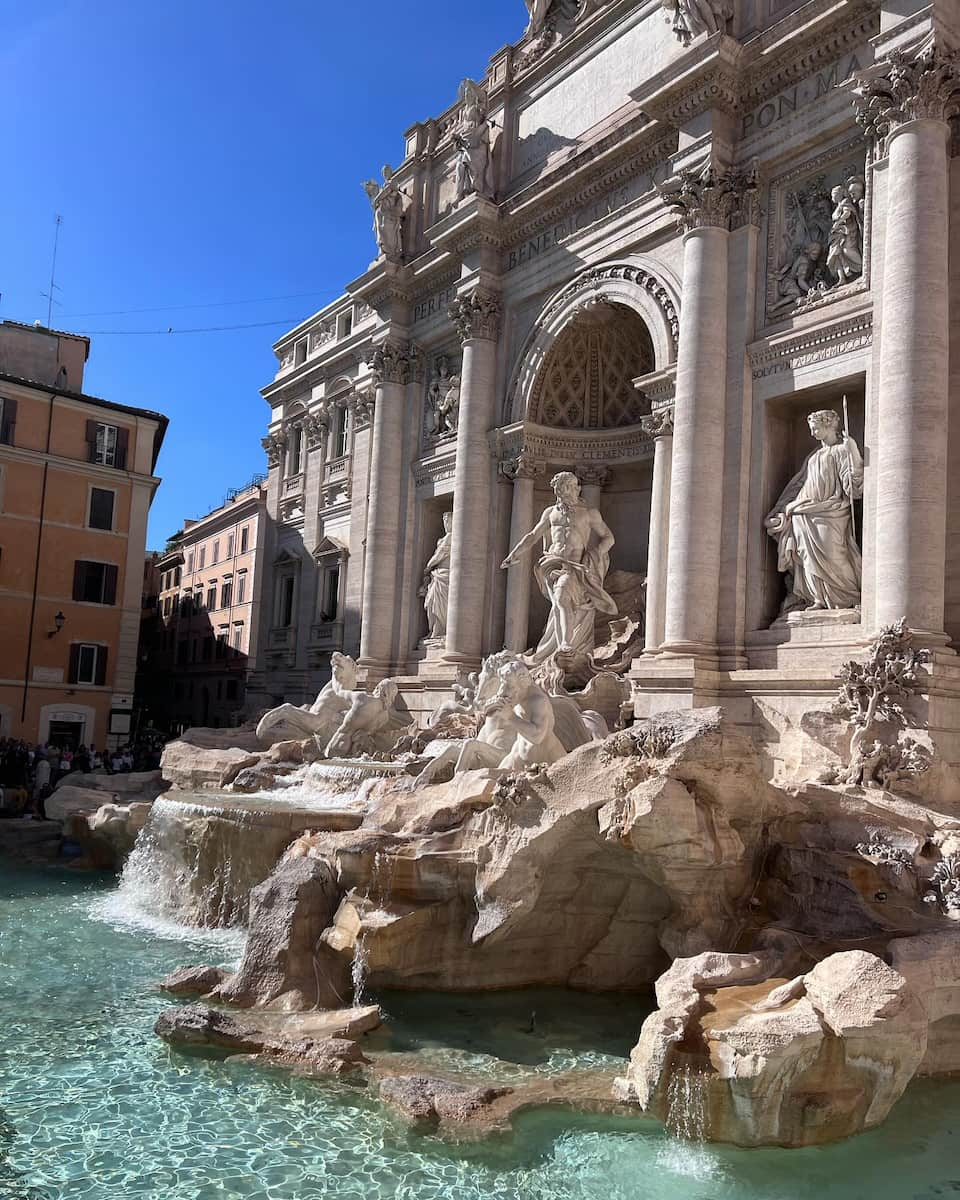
765, 140, 869, 325
424, 353, 462, 446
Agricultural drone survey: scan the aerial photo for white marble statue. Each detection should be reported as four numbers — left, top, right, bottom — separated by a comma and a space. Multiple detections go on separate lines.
256, 652, 357, 743
324, 678, 411, 759
826, 177, 865, 285
661, 0, 731, 44
770, 242, 823, 315
765, 409, 863, 615
420, 512, 453, 641
362, 166, 404, 261
501, 471, 617, 665
414, 658, 566, 787
454, 81, 495, 202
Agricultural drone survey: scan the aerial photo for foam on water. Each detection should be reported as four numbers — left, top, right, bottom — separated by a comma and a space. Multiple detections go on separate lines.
87, 888, 246, 957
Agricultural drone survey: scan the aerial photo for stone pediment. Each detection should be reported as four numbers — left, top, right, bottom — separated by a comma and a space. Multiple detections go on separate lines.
313, 536, 349, 561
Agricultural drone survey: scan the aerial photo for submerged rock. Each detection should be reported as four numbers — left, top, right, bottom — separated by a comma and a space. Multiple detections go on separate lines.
378, 1075, 513, 1126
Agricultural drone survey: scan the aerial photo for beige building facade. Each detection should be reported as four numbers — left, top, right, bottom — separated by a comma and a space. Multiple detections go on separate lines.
146, 481, 267, 730
253, 0, 960, 761
0, 320, 167, 748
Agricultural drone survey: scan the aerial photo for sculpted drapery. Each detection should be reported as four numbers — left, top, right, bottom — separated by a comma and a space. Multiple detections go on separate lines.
766, 409, 864, 614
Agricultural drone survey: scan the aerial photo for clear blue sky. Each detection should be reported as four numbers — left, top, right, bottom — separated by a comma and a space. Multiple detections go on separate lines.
1, 0, 524, 546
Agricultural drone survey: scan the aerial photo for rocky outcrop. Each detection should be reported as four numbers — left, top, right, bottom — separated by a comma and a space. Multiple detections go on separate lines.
616, 949, 929, 1147
157, 965, 229, 996
378, 1076, 513, 1128
160, 741, 262, 792
67, 800, 154, 869
214, 856, 351, 1010
155, 1003, 377, 1075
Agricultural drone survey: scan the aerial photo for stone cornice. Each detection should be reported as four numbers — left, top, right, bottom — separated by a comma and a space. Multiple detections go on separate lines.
851, 38, 960, 149
748, 310, 874, 379
448, 288, 503, 343
491, 418, 654, 467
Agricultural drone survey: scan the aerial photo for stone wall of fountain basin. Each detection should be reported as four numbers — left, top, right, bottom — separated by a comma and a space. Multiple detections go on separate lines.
123, 793, 363, 928
150, 706, 960, 1147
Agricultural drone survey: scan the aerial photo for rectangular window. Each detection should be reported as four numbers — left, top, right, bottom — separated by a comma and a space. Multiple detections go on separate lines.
320, 566, 340, 621
335, 407, 349, 459
68, 642, 107, 686
226, 533, 235, 559
216, 631, 228, 659
287, 426, 303, 476
186, 552, 194, 573
206, 585, 217, 611
0, 396, 17, 446
88, 487, 115, 531
202, 636, 213, 662
280, 576, 295, 627
174, 566, 181, 586
232, 623, 244, 651
194, 588, 204, 613
220, 581, 232, 609
240, 526, 249, 553
294, 337, 308, 366
339, 311, 353, 339
236, 573, 246, 604
85, 421, 129, 469
212, 539, 219, 565
198, 546, 205, 569
72, 560, 118, 605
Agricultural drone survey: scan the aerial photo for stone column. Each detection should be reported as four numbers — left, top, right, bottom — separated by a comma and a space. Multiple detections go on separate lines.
660, 169, 736, 657
359, 340, 417, 669
854, 43, 958, 638
641, 408, 674, 654
576, 465, 610, 511
444, 288, 502, 665
502, 453, 543, 652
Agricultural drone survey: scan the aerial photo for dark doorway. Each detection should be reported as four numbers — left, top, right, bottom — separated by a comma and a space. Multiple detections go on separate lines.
48, 721, 83, 750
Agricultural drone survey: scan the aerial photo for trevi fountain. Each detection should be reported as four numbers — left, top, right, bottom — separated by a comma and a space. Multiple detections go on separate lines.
7, 0, 960, 1196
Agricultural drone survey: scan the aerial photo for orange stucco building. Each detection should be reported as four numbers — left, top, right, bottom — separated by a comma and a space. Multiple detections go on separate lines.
0, 320, 167, 749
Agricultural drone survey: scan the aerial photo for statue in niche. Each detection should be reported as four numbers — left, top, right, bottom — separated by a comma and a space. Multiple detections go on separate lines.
770, 243, 824, 315
414, 658, 566, 788
661, 0, 731, 45
419, 512, 453, 642
765, 409, 863, 616
362, 166, 404, 261
826, 177, 865, 284
501, 471, 617, 666
454, 81, 495, 203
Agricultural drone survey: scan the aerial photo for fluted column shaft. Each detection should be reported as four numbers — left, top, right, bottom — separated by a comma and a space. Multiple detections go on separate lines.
359, 343, 415, 667
445, 289, 502, 664
874, 120, 950, 633
643, 412, 674, 654
662, 224, 728, 654
503, 466, 537, 652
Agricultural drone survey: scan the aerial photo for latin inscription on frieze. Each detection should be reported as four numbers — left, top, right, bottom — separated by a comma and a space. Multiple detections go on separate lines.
413, 286, 458, 325
741, 52, 866, 139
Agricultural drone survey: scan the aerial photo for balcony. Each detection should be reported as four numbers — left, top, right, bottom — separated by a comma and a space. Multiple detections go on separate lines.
309, 620, 344, 650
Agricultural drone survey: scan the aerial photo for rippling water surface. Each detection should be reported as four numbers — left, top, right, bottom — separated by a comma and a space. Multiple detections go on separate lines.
4, 862, 960, 1200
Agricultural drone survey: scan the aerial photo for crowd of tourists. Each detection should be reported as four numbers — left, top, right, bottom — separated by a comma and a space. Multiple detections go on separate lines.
0, 735, 164, 819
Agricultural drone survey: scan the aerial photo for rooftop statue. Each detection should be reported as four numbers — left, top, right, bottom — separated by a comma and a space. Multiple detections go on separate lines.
501, 471, 617, 667
661, 0, 731, 45
765, 408, 863, 616
362, 166, 404, 261
454, 81, 495, 203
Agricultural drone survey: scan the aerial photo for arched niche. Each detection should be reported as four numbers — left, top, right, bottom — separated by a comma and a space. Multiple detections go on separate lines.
506, 258, 680, 426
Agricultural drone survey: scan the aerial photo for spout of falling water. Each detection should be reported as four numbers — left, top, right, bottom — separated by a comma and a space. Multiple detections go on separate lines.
351, 930, 370, 1006
665, 1059, 708, 1142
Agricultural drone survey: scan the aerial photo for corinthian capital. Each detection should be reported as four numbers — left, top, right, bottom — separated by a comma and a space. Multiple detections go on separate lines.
641, 406, 675, 438
449, 288, 502, 343
662, 164, 739, 232
369, 340, 418, 386
852, 40, 960, 149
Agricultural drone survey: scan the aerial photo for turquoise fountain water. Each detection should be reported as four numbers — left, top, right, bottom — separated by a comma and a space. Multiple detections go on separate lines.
4, 862, 960, 1200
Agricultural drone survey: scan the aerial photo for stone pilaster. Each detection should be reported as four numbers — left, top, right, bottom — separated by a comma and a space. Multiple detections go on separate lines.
641, 407, 674, 655
444, 287, 502, 664
854, 42, 960, 638
659, 166, 739, 657
358, 340, 417, 669
501, 452, 545, 653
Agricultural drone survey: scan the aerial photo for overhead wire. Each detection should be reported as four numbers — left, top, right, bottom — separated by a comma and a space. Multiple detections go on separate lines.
76, 318, 305, 335
62, 291, 330, 318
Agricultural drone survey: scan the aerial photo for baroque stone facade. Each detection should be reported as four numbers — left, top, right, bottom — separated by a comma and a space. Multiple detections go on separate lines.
250, 0, 960, 761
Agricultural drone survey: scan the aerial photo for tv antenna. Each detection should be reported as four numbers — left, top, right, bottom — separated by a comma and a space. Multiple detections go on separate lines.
41, 215, 63, 327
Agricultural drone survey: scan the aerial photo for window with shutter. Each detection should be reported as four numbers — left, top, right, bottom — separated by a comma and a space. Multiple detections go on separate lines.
0, 397, 17, 446
88, 488, 115, 531
72, 560, 118, 605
